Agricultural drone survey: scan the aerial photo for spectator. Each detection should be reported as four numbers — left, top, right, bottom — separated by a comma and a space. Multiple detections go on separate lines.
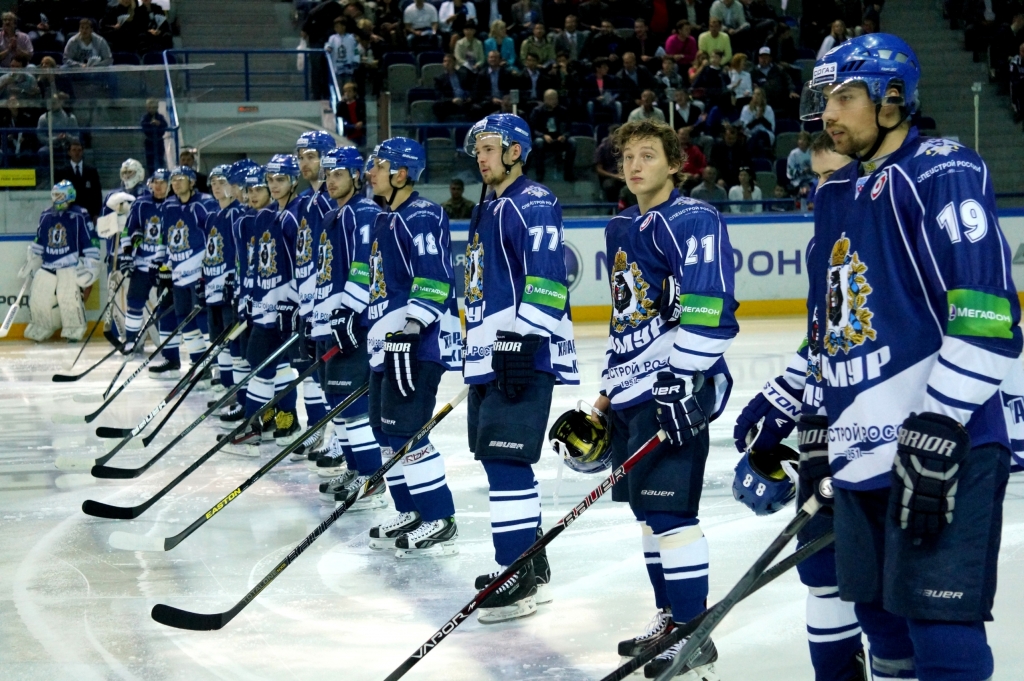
594, 123, 624, 200
583, 56, 623, 122
18, 3, 65, 54
0, 55, 38, 99
519, 52, 552, 108
343, 2, 368, 27
36, 92, 77, 151
676, 126, 705, 192
769, 183, 792, 211
624, 18, 660, 66
543, 0, 572, 32
0, 95, 38, 167
617, 52, 657, 108
0, 12, 32, 67
709, 0, 749, 50
455, 20, 485, 71
665, 20, 698, 69
548, 51, 581, 111
140, 97, 167, 174
738, 85, 774, 157
577, 0, 609, 32
708, 123, 750, 187
520, 22, 556, 67
697, 17, 732, 63
473, 49, 517, 116
817, 19, 847, 59
510, 0, 543, 40
691, 49, 730, 107
750, 45, 798, 117
680, 0, 711, 30
64, 18, 112, 68
529, 89, 575, 181
667, 88, 703, 129
688, 50, 709, 81
102, 0, 143, 54
439, 0, 477, 49
55, 137, 102, 218
138, 0, 172, 54
178, 147, 209, 193
484, 20, 517, 68
628, 88, 667, 122
433, 53, 474, 120
689, 165, 727, 201
1010, 43, 1024, 124
654, 56, 685, 100
327, 16, 360, 83
354, 18, 385, 94
764, 21, 799, 64
728, 166, 761, 212
337, 81, 366, 143
374, 0, 406, 48
403, 0, 440, 49
554, 15, 590, 63
442, 178, 475, 218
34, 54, 63, 99
992, 11, 1024, 85
726, 52, 752, 108
589, 20, 625, 66
786, 129, 814, 191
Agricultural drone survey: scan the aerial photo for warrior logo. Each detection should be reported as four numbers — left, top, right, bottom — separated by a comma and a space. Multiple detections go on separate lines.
144, 216, 162, 245
204, 227, 224, 266
168, 220, 189, 254
257, 231, 278, 278
295, 218, 313, 266
369, 240, 387, 302
610, 248, 657, 333
465, 233, 484, 304
824, 233, 876, 355
316, 230, 333, 285
47, 222, 67, 249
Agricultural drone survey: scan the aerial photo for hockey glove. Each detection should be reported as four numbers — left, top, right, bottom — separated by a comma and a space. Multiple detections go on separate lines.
796, 414, 833, 510
222, 272, 235, 307
384, 330, 420, 397
277, 299, 299, 334
117, 252, 135, 275
299, 316, 316, 361
733, 377, 802, 453
491, 330, 544, 400
330, 307, 359, 357
156, 265, 173, 294
892, 412, 970, 537
653, 371, 707, 446
657, 274, 682, 323
194, 278, 206, 305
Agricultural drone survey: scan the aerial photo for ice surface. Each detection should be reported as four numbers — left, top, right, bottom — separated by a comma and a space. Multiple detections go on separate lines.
0, 322, 1021, 680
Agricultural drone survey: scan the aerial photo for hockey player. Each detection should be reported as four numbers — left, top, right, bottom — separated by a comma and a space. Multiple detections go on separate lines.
799, 34, 1021, 681
731, 131, 867, 681
150, 165, 211, 380
461, 113, 579, 623
21, 180, 100, 342
309, 146, 385, 508
203, 164, 245, 394
363, 137, 462, 558
101, 158, 146, 343
590, 119, 738, 679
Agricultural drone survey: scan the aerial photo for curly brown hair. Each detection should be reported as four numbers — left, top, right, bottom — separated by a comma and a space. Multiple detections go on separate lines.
612, 119, 684, 182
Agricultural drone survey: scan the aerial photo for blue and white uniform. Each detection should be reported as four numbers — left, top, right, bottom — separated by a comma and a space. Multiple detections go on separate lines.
31, 205, 99, 272
203, 196, 244, 387
160, 192, 211, 362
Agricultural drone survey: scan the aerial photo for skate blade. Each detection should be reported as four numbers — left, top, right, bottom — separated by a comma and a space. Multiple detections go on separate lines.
477, 596, 538, 624
148, 371, 180, 381
319, 492, 340, 504
368, 537, 397, 550
338, 496, 388, 512
535, 583, 553, 605
394, 541, 459, 559
305, 460, 321, 473
223, 444, 260, 458
52, 413, 86, 425
72, 393, 103, 403
646, 663, 719, 681
317, 466, 344, 478
275, 434, 301, 447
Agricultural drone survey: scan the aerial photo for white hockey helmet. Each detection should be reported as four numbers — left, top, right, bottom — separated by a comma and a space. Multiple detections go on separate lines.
120, 158, 145, 190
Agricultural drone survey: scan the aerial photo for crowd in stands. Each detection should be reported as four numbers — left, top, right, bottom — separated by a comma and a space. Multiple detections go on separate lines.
956, 1, 1024, 131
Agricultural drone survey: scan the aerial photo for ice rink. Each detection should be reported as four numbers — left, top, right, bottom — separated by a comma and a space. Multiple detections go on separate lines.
1, 318, 1022, 681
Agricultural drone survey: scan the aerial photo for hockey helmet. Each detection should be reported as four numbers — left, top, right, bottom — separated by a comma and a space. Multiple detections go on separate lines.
732, 444, 799, 516
464, 113, 532, 163
800, 33, 920, 122
266, 153, 301, 181
320, 146, 365, 180
365, 144, 380, 174
228, 159, 259, 186
150, 168, 171, 183
375, 137, 426, 182
244, 164, 268, 189
51, 180, 76, 210
295, 130, 337, 158
119, 158, 145, 190
170, 165, 197, 184
549, 402, 613, 474
209, 164, 232, 181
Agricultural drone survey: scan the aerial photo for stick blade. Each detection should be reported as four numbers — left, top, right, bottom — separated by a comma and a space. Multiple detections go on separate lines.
51, 413, 85, 424
151, 603, 227, 631
55, 455, 98, 471
73, 393, 103, 404
82, 499, 138, 520
51, 374, 82, 383
95, 426, 133, 439
91, 463, 142, 479
109, 530, 166, 551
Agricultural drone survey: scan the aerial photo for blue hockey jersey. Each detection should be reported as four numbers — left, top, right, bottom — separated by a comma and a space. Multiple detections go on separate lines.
295, 187, 336, 319
202, 200, 244, 305
234, 207, 257, 315
32, 205, 99, 271
311, 195, 381, 341
463, 175, 579, 385
121, 194, 166, 274
601, 190, 739, 418
161, 193, 211, 286
365, 192, 462, 371
250, 198, 299, 328
806, 130, 1022, 490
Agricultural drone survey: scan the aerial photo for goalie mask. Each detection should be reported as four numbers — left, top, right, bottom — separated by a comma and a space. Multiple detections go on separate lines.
120, 158, 145, 190
51, 180, 76, 211
549, 402, 612, 474
732, 444, 798, 516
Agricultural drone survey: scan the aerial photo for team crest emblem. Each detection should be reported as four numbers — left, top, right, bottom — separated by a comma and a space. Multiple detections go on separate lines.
257, 231, 278, 278
295, 218, 313, 266
316, 231, 333, 285
522, 185, 549, 198
47, 222, 67, 249
168, 220, 189, 254
465, 233, 484, 303
610, 248, 657, 333
639, 213, 655, 231
870, 172, 887, 200
145, 216, 161, 244
203, 227, 225, 266
369, 240, 387, 301
915, 138, 961, 158
824, 234, 876, 355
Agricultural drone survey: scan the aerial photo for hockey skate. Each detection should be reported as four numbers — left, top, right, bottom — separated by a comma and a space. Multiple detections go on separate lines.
273, 409, 301, 445
369, 511, 422, 549
258, 407, 277, 442
193, 366, 213, 392
315, 439, 347, 476
292, 425, 326, 461
476, 563, 538, 624
618, 608, 675, 659
219, 422, 262, 457
148, 357, 181, 380
394, 517, 458, 558
218, 402, 246, 427
643, 637, 719, 680
334, 475, 388, 511
318, 469, 357, 503
475, 529, 552, 605
306, 433, 334, 471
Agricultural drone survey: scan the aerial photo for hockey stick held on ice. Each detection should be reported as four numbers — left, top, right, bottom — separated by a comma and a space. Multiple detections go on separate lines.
67, 272, 128, 368
0, 275, 32, 338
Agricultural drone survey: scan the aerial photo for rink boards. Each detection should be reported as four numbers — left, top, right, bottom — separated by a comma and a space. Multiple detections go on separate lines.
2, 210, 1024, 337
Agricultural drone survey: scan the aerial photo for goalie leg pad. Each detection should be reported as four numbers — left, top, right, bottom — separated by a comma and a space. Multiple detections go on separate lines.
56, 267, 86, 340
25, 269, 58, 341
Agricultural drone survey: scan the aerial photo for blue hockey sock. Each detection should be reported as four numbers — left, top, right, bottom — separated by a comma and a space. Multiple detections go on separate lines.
274, 363, 297, 412
908, 619, 992, 681
806, 586, 863, 681
388, 435, 454, 522
645, 511, 708, 624
855, 603, 916, 679
217, 347, 234, 388
232, 358, 249, 403
376, 426, 415, 513
639, 521, 670, 610
303, 376, 328, 425
481, 459, 540, 567
244, 375, 274, 419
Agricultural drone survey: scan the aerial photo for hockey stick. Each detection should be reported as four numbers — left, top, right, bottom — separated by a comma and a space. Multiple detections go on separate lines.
383, 428, 670, 681
0, 275, 32, 338
67, 271, 128, 367
653, 496, 824, 681
87, 333, 300, 479
150, 385, 468, 630
601, 529, 836, 681
87, 346, 343, 521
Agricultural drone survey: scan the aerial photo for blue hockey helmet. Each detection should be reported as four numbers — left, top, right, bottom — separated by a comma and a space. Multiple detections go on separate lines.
51, 179, 76, 210
375, 137, 426, 182
365, 144, 380, 174
170, 165, 197, 184
464, 113, 532, 163
209, 164, 232, 181
732, 444, 799, 516
800, 33, 920, 122
150, 168, 171, 183
295, 130, 337, 158
266, 153, 301, 181
321, 146, 365, 178
244, 164, 268, 189
228, 159, 259, 185
549, 402, 612, 474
